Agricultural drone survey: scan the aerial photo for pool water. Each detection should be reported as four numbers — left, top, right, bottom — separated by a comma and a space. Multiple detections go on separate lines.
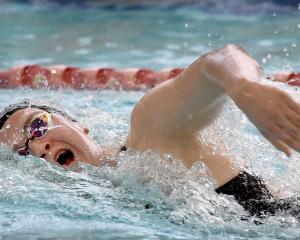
0, 2, 300, 239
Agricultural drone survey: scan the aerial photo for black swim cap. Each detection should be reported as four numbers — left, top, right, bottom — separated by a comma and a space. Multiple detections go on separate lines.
0, 100, 77, 130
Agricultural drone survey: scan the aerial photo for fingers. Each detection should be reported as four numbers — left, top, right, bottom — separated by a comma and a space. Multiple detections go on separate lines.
279, 114, 299, 139
271, 124, 300, 153
263, 114, 299, 152
284, 94, 300, 116
261, 130, 291, 157
285, 106, 300, 125
270, 97, 300, 153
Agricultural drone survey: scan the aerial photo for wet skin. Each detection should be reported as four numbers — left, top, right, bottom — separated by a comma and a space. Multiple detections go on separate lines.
0, 108, 112, 168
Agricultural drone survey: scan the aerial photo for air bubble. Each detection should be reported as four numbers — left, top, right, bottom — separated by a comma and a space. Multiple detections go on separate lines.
5, 124, 11, 129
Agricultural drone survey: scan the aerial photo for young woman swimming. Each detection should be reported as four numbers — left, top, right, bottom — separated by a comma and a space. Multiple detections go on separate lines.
1, 45, 300, 218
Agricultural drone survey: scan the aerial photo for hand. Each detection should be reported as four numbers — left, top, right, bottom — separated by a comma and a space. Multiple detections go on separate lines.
232, 81, 300, 156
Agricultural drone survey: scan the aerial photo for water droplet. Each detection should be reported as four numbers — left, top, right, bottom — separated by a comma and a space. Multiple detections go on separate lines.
273, 12, 277, 17
297, 24, 300, 29
286, 53, 290, 57
105, 42, 118, 49
292, 43, 297, 47
283, 47, 288, 52
274, 30, 278, 34
55, 46, 63, 52
284, 64, 292, 70
262, 58, 267, 63
267, 54, 272, 59
78, 37, 92, 46
207, 33, 211, 38
184, 23, 189, 28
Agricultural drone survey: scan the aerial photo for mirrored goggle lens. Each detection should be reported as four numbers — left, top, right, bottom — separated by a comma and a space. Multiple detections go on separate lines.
28, 113, 50, 138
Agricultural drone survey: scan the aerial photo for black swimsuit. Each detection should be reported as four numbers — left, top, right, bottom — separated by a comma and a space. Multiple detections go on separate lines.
216, 171, 300, 218
120, 146, 299, 218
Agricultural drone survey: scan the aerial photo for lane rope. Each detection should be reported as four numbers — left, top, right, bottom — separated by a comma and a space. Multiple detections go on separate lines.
0, 65, 298, 90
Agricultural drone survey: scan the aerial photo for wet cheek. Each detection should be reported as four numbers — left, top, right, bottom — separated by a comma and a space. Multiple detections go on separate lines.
1, 131, 24, 149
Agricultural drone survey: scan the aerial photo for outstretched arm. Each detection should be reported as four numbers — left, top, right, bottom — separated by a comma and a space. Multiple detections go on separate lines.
129, 45, 300, 156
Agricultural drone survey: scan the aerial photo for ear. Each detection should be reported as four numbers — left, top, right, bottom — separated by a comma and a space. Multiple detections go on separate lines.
83, 127, 89, 135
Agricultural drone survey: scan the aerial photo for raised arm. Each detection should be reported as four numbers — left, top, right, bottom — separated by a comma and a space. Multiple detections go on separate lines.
128, 45, 300, 156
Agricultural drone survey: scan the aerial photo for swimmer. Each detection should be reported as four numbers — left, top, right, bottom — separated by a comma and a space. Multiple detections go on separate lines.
1, 45, 300, 218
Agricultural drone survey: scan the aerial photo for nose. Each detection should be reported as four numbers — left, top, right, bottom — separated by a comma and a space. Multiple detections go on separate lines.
29, 139, 52, 159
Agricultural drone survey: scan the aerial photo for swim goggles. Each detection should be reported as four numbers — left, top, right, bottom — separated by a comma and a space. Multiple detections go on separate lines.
17, 112, 52, 156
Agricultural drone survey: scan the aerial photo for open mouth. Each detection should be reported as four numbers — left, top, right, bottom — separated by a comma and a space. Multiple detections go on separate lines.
56, 150, 74, 166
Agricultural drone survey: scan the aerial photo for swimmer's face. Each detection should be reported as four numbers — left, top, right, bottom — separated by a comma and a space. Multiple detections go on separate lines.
0, 108, 103, 167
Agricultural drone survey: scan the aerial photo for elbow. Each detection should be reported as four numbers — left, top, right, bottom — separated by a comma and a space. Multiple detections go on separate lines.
222, 44, 247, 54
204, 44, 252, 66
202, 44, 243, 63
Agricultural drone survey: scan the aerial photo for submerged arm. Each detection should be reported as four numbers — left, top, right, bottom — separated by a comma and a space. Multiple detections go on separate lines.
129, 45, 300, 156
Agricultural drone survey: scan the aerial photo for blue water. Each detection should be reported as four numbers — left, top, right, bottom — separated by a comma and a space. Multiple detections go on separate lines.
0, 2, 300, 239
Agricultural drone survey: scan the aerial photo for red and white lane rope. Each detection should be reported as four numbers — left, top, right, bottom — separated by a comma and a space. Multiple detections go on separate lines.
0, 65, 299, 90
